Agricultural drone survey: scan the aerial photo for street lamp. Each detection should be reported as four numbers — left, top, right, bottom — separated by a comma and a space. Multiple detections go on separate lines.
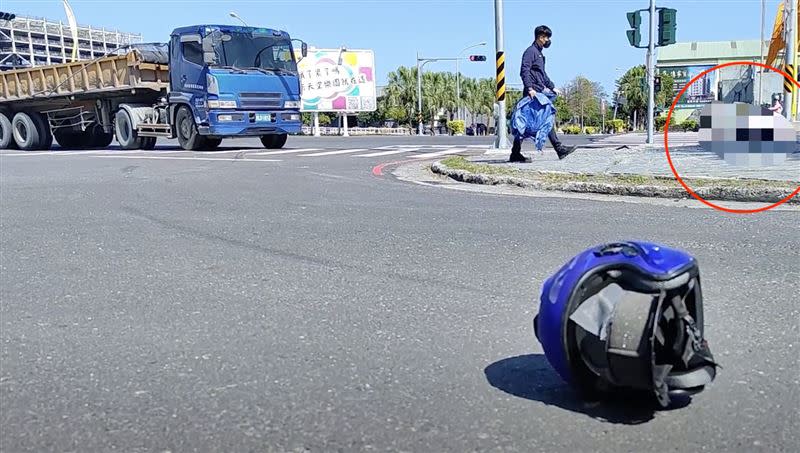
456, 41, 487, 122
229, 12, 249, 27
416, 54, 459, 136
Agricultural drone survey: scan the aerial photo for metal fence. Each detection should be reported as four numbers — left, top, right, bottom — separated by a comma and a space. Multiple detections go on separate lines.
300, 126, 413, 136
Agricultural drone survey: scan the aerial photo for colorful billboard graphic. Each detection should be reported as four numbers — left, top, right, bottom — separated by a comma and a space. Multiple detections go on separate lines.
659, 65, 717, 107
297, 49, 377, 112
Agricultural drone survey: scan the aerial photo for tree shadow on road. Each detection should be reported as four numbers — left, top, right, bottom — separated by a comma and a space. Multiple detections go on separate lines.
484, 354, 692, 425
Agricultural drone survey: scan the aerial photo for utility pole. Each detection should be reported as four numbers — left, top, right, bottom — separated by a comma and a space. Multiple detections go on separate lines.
490, 0, 512, 151
783, 0, 797, 121
417, 52, 424, 136
646, 0, 656, 144
759, 0, 766, 106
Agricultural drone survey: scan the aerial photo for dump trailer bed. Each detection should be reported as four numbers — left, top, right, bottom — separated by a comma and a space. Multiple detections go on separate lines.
0, 47, 169, 108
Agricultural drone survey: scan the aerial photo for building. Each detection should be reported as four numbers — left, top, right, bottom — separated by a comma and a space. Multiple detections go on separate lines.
656, 40, 790, 123
0, 14, 142, 70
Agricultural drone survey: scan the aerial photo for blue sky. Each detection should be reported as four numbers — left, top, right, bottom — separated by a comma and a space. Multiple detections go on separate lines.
5, 0, 782, 98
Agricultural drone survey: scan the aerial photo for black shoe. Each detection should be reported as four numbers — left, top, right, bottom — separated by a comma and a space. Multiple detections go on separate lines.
509, 154, 531, 163
557, 146, 577, 160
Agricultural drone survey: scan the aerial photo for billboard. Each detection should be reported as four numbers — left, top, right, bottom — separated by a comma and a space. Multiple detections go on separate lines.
297, 48, 377, 112
659, 65, 717, 108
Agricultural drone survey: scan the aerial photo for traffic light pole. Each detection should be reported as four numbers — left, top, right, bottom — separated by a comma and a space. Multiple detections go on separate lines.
646, 0, 656, 145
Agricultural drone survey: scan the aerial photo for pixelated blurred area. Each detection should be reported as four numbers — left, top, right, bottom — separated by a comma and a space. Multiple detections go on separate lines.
698, 102, 798, 167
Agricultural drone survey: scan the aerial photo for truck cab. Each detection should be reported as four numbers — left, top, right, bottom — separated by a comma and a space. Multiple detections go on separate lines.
166, 25, 306, 150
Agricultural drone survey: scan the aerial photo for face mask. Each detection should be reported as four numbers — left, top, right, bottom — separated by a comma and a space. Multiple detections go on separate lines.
544, 40, 552, 49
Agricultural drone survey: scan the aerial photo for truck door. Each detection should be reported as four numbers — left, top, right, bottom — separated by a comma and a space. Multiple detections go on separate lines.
170, 33, 207, 101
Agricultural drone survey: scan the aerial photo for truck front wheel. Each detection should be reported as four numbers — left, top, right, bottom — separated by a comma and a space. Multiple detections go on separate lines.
260, 134, 287, 149
115, 109, 144, 150
176, 106, 207, 151
11, 112, 42, 151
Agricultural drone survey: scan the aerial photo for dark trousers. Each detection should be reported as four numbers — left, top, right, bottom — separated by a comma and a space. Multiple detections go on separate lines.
511, 128, 562, 154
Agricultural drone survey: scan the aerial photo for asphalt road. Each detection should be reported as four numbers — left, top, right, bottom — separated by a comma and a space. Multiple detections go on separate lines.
1, 135, 798, 452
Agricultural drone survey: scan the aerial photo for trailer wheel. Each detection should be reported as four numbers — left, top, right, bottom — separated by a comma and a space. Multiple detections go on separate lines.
176, 106, 207, 151
140, 137, 157, 150
54, 131, 84, 149
11, 112, 42, 151
260, 134, 287, 149
29, 113, 53, 150
88, 123, 114, 148
115, 109, 144, 150
0, 112, 17, 149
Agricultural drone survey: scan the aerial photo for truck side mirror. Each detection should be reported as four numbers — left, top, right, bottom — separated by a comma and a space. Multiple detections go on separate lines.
301, 42, 308, 58
202, 35, 216, 64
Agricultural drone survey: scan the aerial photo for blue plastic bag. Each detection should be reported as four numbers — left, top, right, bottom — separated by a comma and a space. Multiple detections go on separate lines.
511, 92, 556, 151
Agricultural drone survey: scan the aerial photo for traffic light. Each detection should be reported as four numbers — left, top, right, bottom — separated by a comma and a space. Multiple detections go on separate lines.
626, 11, 642, 48
468, 55, 486, 62
654, 76, 661, 93
658, 8, 677, 46
0, 12, 16, 21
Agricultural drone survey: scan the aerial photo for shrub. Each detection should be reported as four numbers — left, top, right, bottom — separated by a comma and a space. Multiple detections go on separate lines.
609, 119, 626, 133
563, 124, 582, 135
583, 126, 598, 135
449, 120, 465, 135
655, 116, 676, 132
680, 119, 699, 132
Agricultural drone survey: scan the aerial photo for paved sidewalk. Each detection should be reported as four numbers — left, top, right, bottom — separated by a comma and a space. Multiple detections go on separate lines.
501, 145, 800, 182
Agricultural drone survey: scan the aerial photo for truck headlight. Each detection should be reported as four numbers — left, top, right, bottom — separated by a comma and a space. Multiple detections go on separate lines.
207, 100, 237, 109
207, 74, 220, 96
284, 100, 300, 109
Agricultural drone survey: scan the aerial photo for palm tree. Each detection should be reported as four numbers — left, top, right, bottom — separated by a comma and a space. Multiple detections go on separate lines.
617, 65, 647, 130
385, 66, 418, 125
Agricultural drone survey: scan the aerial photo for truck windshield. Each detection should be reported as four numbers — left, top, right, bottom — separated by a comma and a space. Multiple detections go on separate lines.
213, 32, 297, 74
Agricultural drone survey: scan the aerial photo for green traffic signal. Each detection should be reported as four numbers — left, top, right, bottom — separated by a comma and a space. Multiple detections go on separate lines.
627, 29, 641, 48
626, 11, 643, 48
627, 11, 641, 29
658, 8, 677, 46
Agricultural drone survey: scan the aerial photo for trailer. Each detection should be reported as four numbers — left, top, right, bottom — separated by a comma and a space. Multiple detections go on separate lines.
0, 25, 306, 151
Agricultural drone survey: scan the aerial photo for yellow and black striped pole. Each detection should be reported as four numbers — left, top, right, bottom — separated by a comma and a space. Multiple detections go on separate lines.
784, 63, 796, 118
496, 51, 506, 102
490, 0, 511, 151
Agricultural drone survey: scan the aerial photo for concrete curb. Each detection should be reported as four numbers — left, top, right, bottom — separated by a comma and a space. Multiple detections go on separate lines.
430, 161, 799, 205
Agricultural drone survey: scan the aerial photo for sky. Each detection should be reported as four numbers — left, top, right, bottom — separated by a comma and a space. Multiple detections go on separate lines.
3, 0, 783, 98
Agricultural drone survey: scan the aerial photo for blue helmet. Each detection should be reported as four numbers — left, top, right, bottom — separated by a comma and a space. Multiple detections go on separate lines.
534, 241, 718, 408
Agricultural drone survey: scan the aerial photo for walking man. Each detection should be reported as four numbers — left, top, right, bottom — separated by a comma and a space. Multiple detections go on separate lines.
509, 25, 576, 163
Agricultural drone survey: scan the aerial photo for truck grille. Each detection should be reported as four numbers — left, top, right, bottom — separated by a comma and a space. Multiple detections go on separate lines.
239, 92, 282, 109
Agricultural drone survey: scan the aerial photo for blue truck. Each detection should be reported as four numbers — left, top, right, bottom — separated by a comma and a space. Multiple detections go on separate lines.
0, 24, 307, 151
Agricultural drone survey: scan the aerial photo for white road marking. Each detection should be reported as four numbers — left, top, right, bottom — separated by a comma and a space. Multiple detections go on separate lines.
94, 156, 281, 162
247, 148, 321, 156
356, 148, 420, 157
300, 148, 367, 157
411, 148, 467, 159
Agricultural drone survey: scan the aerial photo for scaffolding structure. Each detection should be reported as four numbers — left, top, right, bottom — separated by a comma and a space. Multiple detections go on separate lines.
0, 14, 142, 70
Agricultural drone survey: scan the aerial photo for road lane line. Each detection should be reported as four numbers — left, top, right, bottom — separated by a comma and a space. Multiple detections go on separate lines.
410, 148, 467, 159
300, 149, 367, 157
356, 148, 420, 157
247, 148, 321, 156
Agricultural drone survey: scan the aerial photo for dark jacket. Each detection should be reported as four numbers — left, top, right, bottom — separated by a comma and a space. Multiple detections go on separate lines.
520, 42, 554, 93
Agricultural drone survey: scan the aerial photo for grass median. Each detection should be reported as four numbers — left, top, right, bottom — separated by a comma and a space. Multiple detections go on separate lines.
438, 156, 799, 190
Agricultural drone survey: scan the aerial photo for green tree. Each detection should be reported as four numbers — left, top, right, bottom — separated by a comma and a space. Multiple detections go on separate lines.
617, 65, 647, 130
385, 66, 419, 125
655, 71, 676, 110
553, 94, 572, 126
563, 75, 606, 129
